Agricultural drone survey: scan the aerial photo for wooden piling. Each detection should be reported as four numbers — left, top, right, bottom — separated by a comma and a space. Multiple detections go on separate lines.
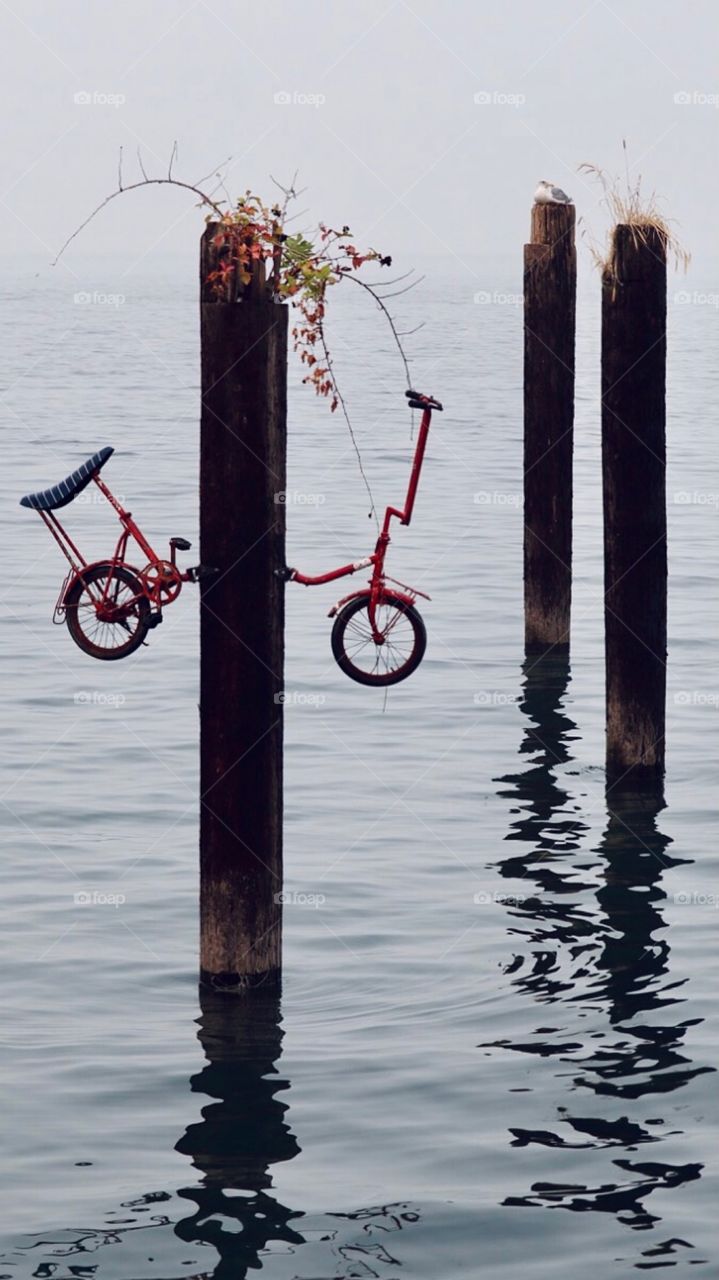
602, 224, 667, 784
199, 225, 288, 989
523, 202, 576, 652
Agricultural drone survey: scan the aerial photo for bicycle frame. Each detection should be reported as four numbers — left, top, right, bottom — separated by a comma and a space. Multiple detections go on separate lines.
42, 473, 191, 619
287, 394, 438, 642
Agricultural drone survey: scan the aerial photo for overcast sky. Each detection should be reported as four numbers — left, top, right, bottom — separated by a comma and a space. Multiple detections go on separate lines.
1, 1, 717, 274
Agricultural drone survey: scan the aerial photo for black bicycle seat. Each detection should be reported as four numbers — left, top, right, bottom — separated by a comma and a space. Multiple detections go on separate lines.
405, 389, 443, 412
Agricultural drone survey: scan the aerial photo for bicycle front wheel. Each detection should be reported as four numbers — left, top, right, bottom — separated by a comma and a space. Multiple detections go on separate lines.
65, 562, 150, 660
331, 592, 427, 686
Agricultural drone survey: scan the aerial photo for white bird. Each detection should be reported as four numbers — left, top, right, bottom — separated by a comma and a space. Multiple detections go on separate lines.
534, 179, 573, 205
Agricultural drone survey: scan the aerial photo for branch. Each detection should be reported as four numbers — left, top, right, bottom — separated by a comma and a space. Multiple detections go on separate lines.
316, 307, 378, 529
270, 170, 307, 222
195, 155, 233, 187
343, 273, 413, 391
52, 161, 227, 267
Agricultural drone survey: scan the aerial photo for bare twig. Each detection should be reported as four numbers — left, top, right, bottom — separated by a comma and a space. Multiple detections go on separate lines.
371, 277, 424, 301
344, 273, 413, 391
270, 170, 307, 221
52, 167, 225, 267
317, 317, 378, 528
362, 269, 417, 289
195, 155, 233, 188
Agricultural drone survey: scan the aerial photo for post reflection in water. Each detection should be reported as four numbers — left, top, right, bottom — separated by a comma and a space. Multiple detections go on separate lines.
494, 652, 593, 1000
590, 788, 709, 1101
490, 654, 713, 1259
3, 988, 422, 1279
174, 987, 304, 1278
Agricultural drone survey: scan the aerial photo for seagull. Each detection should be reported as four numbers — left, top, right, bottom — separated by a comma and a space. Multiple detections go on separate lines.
534, 179, 573, 205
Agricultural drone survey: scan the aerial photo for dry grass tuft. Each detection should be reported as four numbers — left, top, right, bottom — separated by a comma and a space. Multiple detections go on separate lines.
579, 145, 690, 276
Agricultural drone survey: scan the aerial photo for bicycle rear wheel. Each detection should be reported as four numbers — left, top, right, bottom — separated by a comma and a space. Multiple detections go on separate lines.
331, 592, 426, 686
65, 562, 150, 660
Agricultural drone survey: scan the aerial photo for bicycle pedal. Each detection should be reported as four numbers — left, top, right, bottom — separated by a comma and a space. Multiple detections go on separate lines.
186, 563, 219, 582
146, 612, 163, 630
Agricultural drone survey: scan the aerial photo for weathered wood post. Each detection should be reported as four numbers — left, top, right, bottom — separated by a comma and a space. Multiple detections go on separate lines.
199, 225, 288, 989
523, 202, 576, 652
602, 224, 667, 784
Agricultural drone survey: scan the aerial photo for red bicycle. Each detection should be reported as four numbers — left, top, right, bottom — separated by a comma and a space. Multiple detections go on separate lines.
284, 389, 442, 686
19, 447, 205, 660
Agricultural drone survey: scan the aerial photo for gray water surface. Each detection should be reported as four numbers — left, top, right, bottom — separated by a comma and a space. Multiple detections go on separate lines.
0, 254, 717, 1277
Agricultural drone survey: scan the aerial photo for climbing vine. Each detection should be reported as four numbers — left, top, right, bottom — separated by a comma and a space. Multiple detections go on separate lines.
53, 151, 421, 517
205, 191, 393, 411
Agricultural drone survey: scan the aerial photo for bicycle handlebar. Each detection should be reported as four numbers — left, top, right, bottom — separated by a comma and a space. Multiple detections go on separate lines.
405, 389, 443, 412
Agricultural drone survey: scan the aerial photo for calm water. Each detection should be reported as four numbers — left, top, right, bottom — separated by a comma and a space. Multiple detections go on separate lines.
0, 252, 717, 1277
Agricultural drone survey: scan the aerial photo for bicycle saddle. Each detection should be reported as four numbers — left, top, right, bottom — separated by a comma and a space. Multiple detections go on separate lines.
405, 389, 443, 412
20, 446, 114, 511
